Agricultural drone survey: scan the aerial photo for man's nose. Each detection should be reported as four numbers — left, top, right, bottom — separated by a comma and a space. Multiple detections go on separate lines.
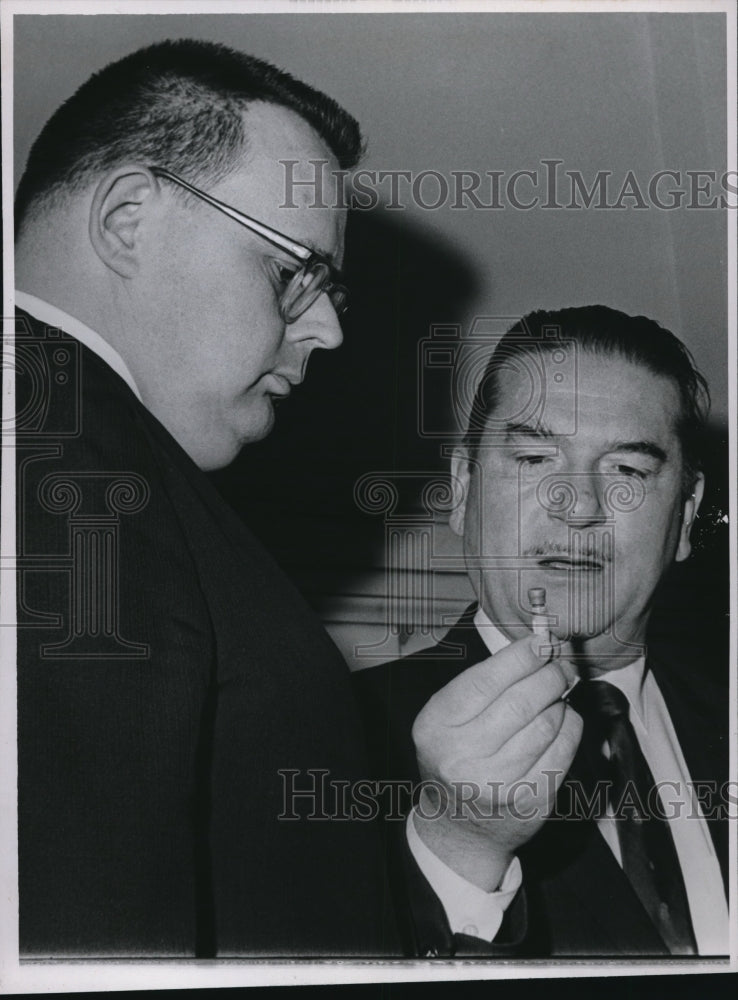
287, 292, 344, 351
546, 472, 608, 525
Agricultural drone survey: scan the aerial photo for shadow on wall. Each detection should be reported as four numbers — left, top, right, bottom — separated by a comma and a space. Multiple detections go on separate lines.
212, 205, 480, 579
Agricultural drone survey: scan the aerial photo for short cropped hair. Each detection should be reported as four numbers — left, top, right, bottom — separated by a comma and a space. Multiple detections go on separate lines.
463, 305, 710, 495
15, 38, 363, 235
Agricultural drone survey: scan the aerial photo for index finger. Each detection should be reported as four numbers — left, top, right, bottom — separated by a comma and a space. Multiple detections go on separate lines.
424, 632, 561, 725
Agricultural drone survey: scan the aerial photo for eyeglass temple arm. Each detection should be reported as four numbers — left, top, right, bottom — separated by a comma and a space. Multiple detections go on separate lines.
150, 167, 313, 263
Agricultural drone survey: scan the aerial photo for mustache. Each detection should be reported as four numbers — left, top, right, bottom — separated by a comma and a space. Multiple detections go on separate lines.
523, 541, 612, 563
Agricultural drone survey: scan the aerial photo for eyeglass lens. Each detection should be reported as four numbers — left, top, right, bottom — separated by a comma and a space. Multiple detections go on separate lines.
281, 261, 347, 322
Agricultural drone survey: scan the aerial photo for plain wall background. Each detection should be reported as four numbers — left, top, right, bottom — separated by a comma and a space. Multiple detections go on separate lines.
12, 12, 730, 665
13, 12, 728, 419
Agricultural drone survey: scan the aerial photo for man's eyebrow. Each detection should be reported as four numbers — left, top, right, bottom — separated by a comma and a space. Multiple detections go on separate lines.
503, 424, 669, 463
504, 422, 556, 439
605, 440, 668, 462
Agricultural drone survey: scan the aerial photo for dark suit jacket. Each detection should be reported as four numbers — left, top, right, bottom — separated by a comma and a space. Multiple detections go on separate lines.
15, 309, 396, 957
355, 606, 729, 957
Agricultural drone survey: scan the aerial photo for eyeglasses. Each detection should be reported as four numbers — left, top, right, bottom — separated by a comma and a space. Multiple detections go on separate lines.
150, 166, 348, 323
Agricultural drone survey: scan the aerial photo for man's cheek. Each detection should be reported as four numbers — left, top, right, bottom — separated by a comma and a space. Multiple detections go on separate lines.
624, 510, 675, 560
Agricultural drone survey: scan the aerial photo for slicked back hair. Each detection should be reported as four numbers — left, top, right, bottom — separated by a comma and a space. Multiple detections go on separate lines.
15, 38, 363, 236
462, 305, 710, 497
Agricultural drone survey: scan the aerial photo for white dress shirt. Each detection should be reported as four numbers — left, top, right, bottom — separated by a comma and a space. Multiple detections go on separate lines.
472, 605, 728, 954
407, 810, 522, 940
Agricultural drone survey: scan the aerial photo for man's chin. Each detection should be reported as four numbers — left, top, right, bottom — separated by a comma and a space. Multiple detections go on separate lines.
549, 622, 606, 644
193, 414, 276, 471
232, 397, 278, 449
555, 627, 648, 671
241, 404, 276, 445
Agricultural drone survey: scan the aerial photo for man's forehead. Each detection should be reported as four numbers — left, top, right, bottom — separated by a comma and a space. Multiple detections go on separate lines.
212, 102, 346, 261
493, 348, 682, 441
236, 102, 341, 204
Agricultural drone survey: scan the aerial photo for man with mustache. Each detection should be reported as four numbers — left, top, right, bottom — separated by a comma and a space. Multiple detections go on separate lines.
356, 306, 729, 956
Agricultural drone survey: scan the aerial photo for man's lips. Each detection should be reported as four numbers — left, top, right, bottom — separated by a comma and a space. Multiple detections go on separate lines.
265, 373, 301, 397
537, 556, 604, 571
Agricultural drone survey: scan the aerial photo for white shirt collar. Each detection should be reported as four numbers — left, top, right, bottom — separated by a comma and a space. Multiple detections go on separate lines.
15, 290, 143, 402
472, 604, 648, 722
473, 605, 513, 657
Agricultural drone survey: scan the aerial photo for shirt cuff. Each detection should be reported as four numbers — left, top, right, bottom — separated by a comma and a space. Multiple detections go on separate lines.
405, 809, 523, 941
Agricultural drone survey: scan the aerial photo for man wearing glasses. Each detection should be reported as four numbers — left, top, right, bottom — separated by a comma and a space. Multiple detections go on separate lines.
13, 39, 385, 958
16, 36, 558, 962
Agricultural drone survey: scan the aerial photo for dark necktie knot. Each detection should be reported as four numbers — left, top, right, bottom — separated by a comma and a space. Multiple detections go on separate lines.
568, 678, 630, 723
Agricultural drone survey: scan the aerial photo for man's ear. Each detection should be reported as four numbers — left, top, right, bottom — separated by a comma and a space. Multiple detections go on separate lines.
448, 446, 472, 537
675, 472, 705, 562
88, 167, 158, 278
